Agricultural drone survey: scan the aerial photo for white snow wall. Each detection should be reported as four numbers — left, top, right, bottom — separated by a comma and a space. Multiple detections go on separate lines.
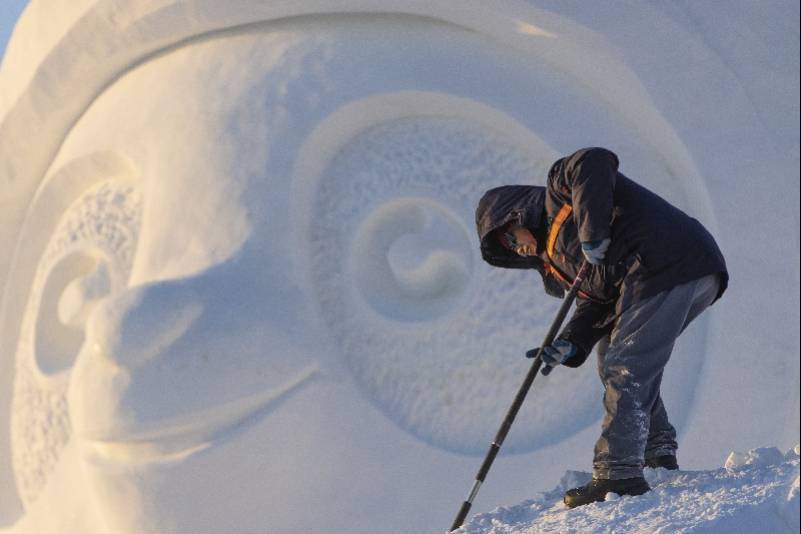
0, 1, 798, 533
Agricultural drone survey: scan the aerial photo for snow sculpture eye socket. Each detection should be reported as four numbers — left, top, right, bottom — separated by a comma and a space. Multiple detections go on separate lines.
35, 250, 113, 376
5, 153, 141, 509
304, 110, 570, 455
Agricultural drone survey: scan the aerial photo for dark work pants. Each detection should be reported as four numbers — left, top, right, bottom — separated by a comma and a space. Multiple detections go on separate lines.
593, 274, 721, 480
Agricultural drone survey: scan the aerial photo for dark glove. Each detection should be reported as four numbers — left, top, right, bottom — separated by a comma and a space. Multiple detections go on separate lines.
525, 347, 542, 359
527, 339, 577, 375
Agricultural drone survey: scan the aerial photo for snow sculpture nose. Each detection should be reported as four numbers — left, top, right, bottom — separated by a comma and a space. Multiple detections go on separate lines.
68, 280, 203, 441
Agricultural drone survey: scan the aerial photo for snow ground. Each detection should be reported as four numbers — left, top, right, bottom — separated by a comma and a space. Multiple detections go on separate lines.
460, 446, 801, 534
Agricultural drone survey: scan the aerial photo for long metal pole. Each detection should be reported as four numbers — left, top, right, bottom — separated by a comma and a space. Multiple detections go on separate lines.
449, 262, 590, 532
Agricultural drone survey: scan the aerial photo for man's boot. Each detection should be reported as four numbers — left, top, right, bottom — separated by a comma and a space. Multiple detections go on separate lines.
564, 477, 650, 508
645, 455, 679, 470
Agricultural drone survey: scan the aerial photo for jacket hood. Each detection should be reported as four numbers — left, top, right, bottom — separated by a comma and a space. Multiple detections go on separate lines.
475, 185, 547, 270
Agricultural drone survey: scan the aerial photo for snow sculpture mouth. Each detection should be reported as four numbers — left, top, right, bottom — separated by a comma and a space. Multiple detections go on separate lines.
78, 365, 320, 464
351, 198, 472, 322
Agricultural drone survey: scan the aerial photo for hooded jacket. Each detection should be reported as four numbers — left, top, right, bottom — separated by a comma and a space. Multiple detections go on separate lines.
476, 147, 728, 366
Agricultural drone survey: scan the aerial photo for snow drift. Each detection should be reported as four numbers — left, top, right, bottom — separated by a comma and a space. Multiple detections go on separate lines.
459, 446, 801, 534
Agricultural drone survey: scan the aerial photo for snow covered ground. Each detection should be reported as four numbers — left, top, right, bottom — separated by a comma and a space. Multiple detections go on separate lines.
0, 1, 798, 533
460, 446, 800, 533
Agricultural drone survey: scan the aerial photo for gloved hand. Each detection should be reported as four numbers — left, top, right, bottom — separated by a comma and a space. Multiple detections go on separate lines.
581, 238, 611, 265
535, 339, 577, 376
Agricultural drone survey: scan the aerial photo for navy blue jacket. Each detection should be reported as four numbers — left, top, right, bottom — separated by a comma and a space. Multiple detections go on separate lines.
476, 147, 728, 364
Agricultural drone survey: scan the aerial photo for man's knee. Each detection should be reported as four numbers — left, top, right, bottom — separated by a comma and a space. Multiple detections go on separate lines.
599, 360, 636, 388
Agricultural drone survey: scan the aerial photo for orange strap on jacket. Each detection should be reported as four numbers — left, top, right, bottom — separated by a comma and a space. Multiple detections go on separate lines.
546, 203, 573, 259
544, 203, 593, 300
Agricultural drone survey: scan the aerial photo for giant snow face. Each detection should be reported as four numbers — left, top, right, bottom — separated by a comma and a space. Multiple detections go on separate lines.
1, 5, 722, 533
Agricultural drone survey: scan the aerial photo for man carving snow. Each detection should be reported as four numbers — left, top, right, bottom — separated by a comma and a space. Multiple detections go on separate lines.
475, 147, 728, 507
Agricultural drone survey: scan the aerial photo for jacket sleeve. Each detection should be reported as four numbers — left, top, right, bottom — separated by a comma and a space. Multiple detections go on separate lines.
562, 147, 618, 243
556, 297, 615, 367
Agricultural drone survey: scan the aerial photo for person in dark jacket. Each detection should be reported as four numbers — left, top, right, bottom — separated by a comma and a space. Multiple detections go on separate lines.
475, 147, 728, 507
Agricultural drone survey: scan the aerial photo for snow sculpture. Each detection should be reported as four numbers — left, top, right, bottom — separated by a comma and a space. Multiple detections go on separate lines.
1, 2, 797, 533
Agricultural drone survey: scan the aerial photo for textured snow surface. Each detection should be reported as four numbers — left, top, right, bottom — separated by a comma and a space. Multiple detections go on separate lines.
460, 446, 801, 534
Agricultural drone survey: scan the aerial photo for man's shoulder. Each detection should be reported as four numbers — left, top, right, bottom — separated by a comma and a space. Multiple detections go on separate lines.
566, 147, 619, 166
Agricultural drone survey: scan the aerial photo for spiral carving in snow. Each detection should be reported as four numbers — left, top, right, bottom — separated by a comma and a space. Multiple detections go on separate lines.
305, 116, 584, 453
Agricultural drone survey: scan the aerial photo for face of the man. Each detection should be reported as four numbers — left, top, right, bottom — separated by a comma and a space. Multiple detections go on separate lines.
500, 224, 539, 257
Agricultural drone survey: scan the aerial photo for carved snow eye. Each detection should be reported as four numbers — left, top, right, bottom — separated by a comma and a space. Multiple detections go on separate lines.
36, 250, 115, 376
8, 158, 141, 507
270, 18, 714, 456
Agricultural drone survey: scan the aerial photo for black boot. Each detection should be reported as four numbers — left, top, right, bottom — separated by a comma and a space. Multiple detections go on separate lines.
564, 477, 650, 508
645, 455, 679, 470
